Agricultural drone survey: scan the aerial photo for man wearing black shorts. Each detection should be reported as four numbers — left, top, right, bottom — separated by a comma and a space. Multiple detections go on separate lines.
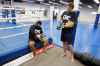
29, 21, 48, 57
61, 2, 77, 62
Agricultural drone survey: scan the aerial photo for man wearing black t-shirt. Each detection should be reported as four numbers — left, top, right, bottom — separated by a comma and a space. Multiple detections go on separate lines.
61, 2, 77, 62
29, 21, 48, 57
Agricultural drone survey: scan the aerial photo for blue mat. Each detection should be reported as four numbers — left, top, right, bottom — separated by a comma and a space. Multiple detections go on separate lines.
0, 20, 52, 65
0, 22, 17, 28
0, 22, 30, 65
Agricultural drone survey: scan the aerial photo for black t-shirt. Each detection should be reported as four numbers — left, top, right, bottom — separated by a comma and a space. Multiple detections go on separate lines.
29, 25, 43, 41
61, 11, 77, 30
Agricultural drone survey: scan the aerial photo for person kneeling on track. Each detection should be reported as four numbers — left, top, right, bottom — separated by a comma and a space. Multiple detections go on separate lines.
28, 21, 48, 57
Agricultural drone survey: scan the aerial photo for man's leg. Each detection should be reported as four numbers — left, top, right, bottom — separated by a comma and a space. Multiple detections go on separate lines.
66, 44, 74, 62
41, 37, 48, 53
69, 45, 74, 62
29, 41, 36, 57
62, 41, 67, 56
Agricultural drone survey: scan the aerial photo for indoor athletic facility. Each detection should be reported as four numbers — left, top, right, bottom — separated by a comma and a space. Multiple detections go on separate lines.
0, 0, 100, 66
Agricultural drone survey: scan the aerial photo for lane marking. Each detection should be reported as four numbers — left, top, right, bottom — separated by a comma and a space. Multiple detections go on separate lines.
0, 24, 32, 30
0, 32, 28, 39
0, 24, 33, 39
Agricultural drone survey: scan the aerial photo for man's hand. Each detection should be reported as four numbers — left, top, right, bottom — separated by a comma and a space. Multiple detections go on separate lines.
64, 20, 74, 28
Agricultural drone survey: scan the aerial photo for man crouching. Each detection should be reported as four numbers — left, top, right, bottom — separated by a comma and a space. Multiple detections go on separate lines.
29, 21, 48, 57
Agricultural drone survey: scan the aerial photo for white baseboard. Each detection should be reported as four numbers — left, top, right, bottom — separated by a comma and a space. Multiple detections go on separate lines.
3, 52, 33, 66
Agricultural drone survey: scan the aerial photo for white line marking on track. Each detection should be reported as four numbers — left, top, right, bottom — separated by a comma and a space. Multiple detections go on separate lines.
0, 24, 32, 30
0, 32, 28, 39
0, 24, 33, 39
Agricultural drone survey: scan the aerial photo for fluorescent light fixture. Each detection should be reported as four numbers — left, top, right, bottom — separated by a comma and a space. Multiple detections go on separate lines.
87, 5, 93, 8
49, 1, 54, 4
59, 0, 68, 5
40, 2, 50, 6
91, 12, 97, 14
94, 0, 100, 4
37, 0, 43, 1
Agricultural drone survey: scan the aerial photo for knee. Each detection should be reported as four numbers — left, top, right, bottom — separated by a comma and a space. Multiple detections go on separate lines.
29, 41, 35, 48
42, 37, 48, 43
45, 39, 48, 43
43, 39, 48, 47
67, 45, 72, 51
63, 42, 67, 46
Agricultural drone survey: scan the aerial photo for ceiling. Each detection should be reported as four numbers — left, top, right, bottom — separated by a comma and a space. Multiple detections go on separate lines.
1, 0, 99, 8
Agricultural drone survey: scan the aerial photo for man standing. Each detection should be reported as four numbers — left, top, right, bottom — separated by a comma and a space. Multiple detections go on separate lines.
60, 2, 77, 62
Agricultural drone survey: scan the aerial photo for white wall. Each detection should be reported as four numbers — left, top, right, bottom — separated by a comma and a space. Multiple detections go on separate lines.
13, 3, 49, 23
0, 2, 67, 23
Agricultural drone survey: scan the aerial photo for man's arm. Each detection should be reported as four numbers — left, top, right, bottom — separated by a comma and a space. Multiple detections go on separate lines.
64, 12, 76, 28
64, 20, 74, 28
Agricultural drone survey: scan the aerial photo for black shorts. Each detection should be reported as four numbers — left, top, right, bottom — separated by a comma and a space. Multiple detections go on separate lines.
61, 28, 73, 44
29, 38, 43, 48
29, 36, 47, 48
